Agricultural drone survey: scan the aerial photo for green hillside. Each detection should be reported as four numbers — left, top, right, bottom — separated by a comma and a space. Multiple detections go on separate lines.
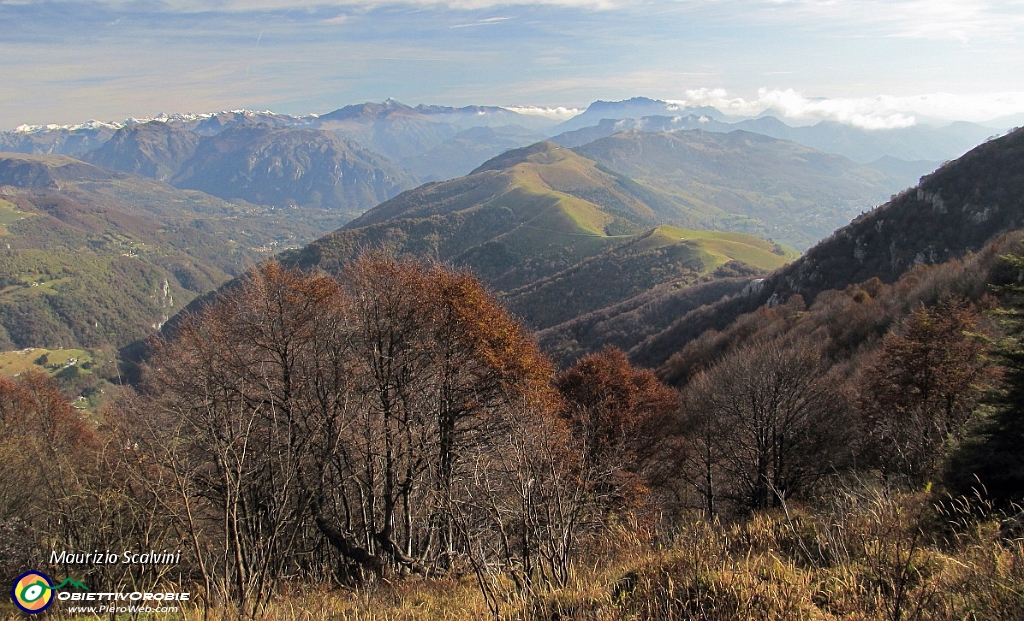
503, 225, 794, 328
575, 129, 906, 250
285, 143, 797, 328
633, 226, 797, 266
290, 142, 673, 291
0, 346, 117, 410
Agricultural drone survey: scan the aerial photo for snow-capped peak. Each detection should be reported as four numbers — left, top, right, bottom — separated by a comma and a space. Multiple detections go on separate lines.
8, 109, 317, 134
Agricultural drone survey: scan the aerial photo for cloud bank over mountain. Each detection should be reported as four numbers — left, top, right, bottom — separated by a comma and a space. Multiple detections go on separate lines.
672, 89, 1024, 129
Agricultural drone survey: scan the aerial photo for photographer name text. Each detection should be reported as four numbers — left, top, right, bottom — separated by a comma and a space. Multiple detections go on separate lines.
50, 550, 182, 565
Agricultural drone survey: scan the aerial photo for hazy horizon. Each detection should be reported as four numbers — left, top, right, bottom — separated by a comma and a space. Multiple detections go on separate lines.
3, 0, 1024, 131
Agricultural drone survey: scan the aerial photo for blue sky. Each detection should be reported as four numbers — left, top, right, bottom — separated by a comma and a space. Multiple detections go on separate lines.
3, 0, 1024, 130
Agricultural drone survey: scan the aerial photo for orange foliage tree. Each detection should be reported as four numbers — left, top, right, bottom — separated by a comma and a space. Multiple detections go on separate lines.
0, 372, 98, 576
859, 298, 996, 484
555, 346, 679, 508
139, 256, 568, 605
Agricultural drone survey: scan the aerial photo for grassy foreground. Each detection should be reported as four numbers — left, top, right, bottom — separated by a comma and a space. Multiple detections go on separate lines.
6, 490, 1019, 621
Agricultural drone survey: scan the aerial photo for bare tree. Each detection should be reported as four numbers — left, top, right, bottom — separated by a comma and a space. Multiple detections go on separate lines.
453, 399, 591, 600
139, 256, 563, 606
678, 337, 853, 513
144, 261, 354, 608
321, 255, 557, 575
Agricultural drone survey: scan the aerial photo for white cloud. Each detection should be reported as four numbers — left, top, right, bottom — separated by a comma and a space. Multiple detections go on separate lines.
503, 105, 582, 119
667, 88, 766, 117
861, 92, 1024, 123
21, 0, 1024, 44
318, 14, 349, 24
669, 88, 1024, 128
451, 16, 512, 27
757, 89, 919, 129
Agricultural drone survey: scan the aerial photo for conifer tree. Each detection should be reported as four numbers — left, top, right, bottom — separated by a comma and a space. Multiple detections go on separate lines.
947, 250, 1024, 505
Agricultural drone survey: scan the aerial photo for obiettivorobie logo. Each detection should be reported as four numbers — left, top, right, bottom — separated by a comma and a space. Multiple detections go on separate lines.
11, 570, 190, 615
11, 571, 88, 614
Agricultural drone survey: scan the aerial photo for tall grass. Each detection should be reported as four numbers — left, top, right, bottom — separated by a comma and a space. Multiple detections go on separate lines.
7, 490, 1020, 621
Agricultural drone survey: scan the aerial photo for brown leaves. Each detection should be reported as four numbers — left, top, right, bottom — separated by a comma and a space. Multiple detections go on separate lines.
859, 298, 998, 483
0, 370, 96, 457
556, 346, 679, 513
557, 346, 677, 464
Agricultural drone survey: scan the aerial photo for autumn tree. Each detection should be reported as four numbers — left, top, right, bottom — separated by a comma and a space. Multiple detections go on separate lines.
0, 372, 95, 572
859, 298, 995, 485
0, 372, 163, 590
139, 256, 562, 605
555, 346, 678, 508
144, 261, 354, 607
320, 255, 557, 574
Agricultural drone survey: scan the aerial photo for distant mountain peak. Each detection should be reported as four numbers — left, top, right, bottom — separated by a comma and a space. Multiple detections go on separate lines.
14, 120, 123, 134
468, 140, 575, 175
10, 109, 312, 135
587, 96, 664, 109
554, 98, 733, 133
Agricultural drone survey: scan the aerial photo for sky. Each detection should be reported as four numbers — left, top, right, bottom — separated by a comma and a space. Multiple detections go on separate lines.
2, 0, 1024, 130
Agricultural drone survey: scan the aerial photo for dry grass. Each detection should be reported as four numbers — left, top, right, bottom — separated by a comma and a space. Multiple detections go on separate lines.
177, 578, 498, 621
9, 491, 1021, 621
610, 492, 1024, 621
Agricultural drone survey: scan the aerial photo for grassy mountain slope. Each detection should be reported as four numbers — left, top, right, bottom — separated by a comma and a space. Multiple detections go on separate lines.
574, 129, 906, 250
284, 142, 795, 329
290, 142, 676, 286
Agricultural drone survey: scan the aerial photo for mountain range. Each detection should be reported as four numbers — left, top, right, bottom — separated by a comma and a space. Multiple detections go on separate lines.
550, 104, 995, 172
4, 96, 1001, 192
0, 96, 1017, 372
